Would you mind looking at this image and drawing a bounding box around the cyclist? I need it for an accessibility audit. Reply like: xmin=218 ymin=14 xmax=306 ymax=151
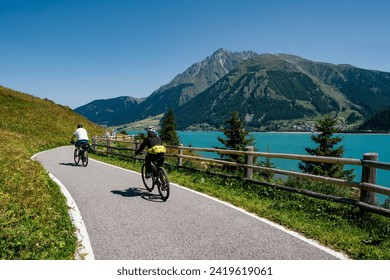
xmin=70 ymin=124 xmax=89 ymax=149
xmin=134 ymin=126 xmax=166 ymax=178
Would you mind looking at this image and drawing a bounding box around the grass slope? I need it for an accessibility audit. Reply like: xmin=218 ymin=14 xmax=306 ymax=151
xmin=0 ymin=86 xmax=104 ymax=259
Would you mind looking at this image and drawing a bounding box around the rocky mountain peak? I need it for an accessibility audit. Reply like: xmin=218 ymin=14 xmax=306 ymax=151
xmin=153 ymin=48 xmax=258 ymax=97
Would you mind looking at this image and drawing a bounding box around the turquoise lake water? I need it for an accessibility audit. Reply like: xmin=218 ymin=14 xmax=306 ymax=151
xmin=177 ymin=131 xmax=390 ymax=205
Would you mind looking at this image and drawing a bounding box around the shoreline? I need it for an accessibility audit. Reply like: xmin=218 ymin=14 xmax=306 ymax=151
xmin=177 ymin=131 xmax=390 ymax=135
xmin=124 ymin=129 xmax=389 ymax=135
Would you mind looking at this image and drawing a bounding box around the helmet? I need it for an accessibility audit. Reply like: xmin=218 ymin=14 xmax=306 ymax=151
xmin=77 ymin=124 xmax=83 ymax=128
xmin=146 ymin=126 xmax=155 ymax=133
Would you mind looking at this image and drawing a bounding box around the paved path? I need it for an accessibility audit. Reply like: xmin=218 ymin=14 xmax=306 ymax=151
xmin=35 ymin=146 xmax=346 ymax=260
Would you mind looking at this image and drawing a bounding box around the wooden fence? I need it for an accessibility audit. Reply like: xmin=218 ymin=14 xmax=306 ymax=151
xmin=91 ymin=136 xmax=390 ymax=218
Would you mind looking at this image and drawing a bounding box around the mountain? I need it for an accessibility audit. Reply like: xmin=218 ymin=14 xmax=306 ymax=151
xmin=74 ymin=96 xmax=145 ymax=126
xmin=275 ymin=54 xmax=390 ymax=117
xmin=74 ymin=48 xmax=258 ymax=126
xmin=175 ymin=54 xmax=390 ymax=130
xmin=151 ymin=48 xmax=258 ymax=105
xmin=359 ymin=106 xmax=390 ymax=132
xmin=74 ymin=49 xmax=390 ymax=131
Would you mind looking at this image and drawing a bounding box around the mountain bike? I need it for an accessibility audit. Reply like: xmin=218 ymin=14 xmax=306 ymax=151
xmin=141 ymin=156 xmax=170 ymax=201
xmin=73 ymin=142 xmax=89 ymax=167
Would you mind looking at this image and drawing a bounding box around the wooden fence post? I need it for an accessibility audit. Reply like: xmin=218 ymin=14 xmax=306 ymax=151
xmin=360 ymin=153 xmax=378 ymax=215
xmin=134 ymin=141 xmax=140 ymax=152
xmin=245 ymin=146 xmax=254 ymax=179
xmin=107 ymin=138 xmax=112 ymax=154
xmin=178 ymin=144 xmax=183 ymax=167
xmin=92 ymin=136 xmax=97 ymax=151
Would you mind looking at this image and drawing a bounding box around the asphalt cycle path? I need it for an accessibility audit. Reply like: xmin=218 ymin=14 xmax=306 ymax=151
xmin=35 ymin=146 xmax=346 ymax=260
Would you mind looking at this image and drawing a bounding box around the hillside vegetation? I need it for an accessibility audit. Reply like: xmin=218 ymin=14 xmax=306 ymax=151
xmin=360 ymin=106 xmax=390 ymax=132
xmin=0 ymin=86 xmax=104 ymax=259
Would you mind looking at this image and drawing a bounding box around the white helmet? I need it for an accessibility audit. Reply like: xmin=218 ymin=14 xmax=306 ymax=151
xmin=146 ymin=126 xmax=155 ymax=133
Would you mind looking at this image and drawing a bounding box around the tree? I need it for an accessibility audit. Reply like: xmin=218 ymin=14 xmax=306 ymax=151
xmin=217 ymin=111 xmax=256 ymax=165
xmin=159 ymin=108 xmax=180 ymax=146
xmin=383 ymin=197 xmax=390 ymax=209
xmin=299 ymin=115 xmax=355 ymax=180
xmin=259 ymin=146 xmax=276 ymax=180
xmin=134 ymin=132 xmax=146 ymax=142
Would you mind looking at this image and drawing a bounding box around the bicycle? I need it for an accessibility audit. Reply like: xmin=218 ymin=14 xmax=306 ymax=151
xmin=141 ymin=157 xmax=170 ymax=201
xmin=73 ymin=142 xmax=89 ymax=167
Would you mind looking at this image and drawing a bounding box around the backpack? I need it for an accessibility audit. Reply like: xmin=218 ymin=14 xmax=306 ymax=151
xmin=148 ymin=145 xmax=166 ymax=154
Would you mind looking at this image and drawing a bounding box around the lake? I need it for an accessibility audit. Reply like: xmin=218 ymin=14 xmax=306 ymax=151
xmin=127 ymin=130 xmax=389 ymax=204
xmin=177 ymin=131 xmax=390 ymax=205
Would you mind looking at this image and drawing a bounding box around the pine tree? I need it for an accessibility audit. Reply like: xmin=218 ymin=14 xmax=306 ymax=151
xmin=383 ymin=197 xmax=390 ymax=209
xmin=259 ymin=146 xmax=276 ymax=180
xmin=299 ymin=115 xmax=355 ymax=180
xmin=159 ymin=108 xmax=180 ymax=145
xmin=217 ymin=111 xmax=255 ymax=165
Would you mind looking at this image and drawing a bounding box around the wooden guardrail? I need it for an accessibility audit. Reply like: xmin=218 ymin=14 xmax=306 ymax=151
xmin=91 ymin=136 xmax=390 ymax=218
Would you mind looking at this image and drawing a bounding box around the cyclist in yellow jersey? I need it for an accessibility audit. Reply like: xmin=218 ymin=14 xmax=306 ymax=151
xmin=135 ymin=126 xmax=166 ymax=178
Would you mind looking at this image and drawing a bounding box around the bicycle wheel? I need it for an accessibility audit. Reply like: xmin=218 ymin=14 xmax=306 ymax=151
xmin=141 ymin=163 xmax=155 ymax=192
xmin=82 ymin=150 xmax=88 ymax=167
xmin=74 ymin=149 xmax=80 ymax=165
xmin=157 ymin=167 xmax=170 ymax=201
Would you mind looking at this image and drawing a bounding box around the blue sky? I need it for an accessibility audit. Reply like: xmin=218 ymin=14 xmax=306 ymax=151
xmin=1 ymin=0 xmax=390 ymax=108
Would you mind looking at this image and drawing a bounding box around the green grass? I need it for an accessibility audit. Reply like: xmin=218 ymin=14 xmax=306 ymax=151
xmin=90 ymin=152 xmax=390 ymax=260
xmin=0 ymin=86 xmax=104 ymax=259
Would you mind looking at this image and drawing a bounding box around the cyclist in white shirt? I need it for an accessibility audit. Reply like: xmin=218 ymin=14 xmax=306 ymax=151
xmin=71 ymin=124 xmax=89 ymax=148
